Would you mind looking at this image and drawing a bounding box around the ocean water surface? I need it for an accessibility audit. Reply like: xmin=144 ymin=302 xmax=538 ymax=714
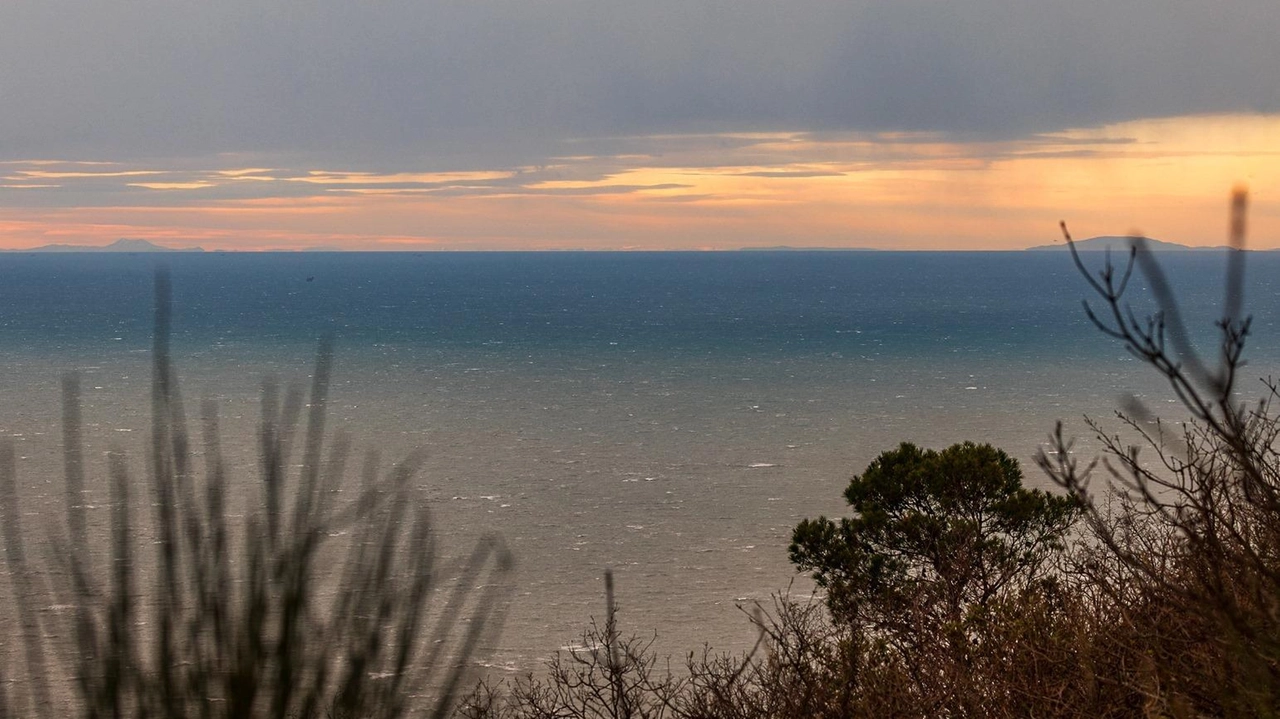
xmin=1 ymin=250 xmax=1277 ymax=671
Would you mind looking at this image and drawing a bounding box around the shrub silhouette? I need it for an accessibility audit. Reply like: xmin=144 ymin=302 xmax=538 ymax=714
xmin=0 ymin=269 xmax=513 ymax=718
xmin=1040 ymin=188 xmax=1280 ymax=715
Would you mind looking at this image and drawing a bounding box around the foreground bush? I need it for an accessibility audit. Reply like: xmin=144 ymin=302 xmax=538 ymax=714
xmin=1040 ymin=189 xmax=1280 ymax=715
xmin=0 ymin=271 xmax=513 ymax=718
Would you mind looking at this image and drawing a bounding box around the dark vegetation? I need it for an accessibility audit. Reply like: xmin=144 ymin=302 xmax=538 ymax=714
xmin=0 ymin=270 xmax=513 ymax=718
xmin=4 ymin=190 xmax=1278 ymax=717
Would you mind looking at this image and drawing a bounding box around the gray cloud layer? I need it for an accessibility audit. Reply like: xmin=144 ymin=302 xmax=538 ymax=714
xmin=2 ymin=0 xmax=1276 ymax=168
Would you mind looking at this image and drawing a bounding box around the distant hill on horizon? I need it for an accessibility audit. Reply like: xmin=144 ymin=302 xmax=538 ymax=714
xmin=9 ymin=238 xmax=204 ymax=253
xmin=1026 ymin=235 xmax=1231 ymax=252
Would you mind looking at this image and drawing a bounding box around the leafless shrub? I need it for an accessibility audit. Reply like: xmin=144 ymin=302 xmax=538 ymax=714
xmin=1040 ymin=188 xmax=1280 ymax=715
xmin=457 ymin=570 xmax=684 ymax=719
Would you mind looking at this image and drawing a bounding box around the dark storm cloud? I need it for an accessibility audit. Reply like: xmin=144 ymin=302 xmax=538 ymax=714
xmin=1 ymin=0 xmax=1275 ymax=168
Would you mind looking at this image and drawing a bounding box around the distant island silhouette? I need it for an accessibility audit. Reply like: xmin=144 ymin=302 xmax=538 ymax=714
xmin=10 ymin=238 xmax=204 ymax=253
xmin=1026 ymin=235 xmax=1231 ymax=252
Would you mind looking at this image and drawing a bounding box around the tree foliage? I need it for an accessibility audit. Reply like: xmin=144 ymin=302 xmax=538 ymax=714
xmin=789 ymin=441 xmax=1078 ymax=630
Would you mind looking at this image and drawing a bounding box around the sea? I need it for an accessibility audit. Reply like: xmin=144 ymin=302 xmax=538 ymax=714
xmin=1 ymin=249 xmax=1277 ymax=675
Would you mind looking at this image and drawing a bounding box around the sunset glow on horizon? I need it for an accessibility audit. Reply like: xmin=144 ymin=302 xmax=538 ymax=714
xmin=1 ymin=113 xmax=1276 ymax=251
xmin=3 ymin=0 xmax=1278 ymax=251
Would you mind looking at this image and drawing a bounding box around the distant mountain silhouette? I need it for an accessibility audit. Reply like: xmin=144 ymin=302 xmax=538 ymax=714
xmin=12 ymin=238 xmax=204 ymax=253
xmin=1026 ymin=236 xmax=1229 ymax=252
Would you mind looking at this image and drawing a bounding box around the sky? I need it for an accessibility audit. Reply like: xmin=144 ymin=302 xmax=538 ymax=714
xmin=1 ymin=0 xmax=1278 ymax=251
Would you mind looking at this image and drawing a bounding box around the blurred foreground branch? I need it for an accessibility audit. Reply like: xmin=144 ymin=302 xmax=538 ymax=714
xmin=1 ymin=268 xmax=514 ymax=718
xmin=1040 ymin=188 xmax=1280 ymax=715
